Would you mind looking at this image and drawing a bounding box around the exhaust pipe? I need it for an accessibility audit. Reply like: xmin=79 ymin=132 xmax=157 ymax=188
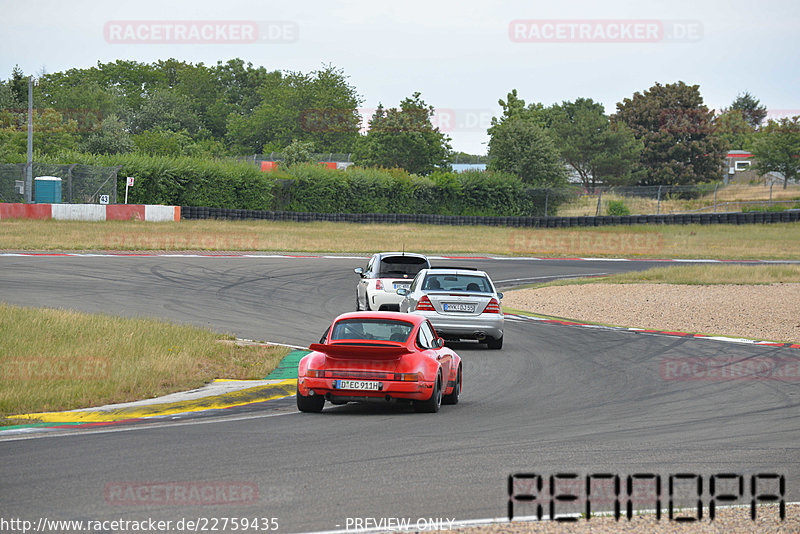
xmin=385 ymin=395 xmax=391 ymax=402
xmin=474 ymin=331 xmax=486 ymax=340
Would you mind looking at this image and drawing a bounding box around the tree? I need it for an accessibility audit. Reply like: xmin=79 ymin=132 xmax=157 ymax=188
xmin=352 ymin=92 xmax=452 ymax=175
xmin=9 ymin=65 xmax=26 ymax=106
xmin=132 ymin=128 xmax=195 ymax=156
xmin=487 ymin=117 xmax=567 ymax=187
xmin=612 ymin=81 xmax=727 ymax=185
xmin=80 ymin=115 xmax=133 ymax=155
xmin=490 ymin=89 xmax=547 ymax=127
xmin=752 ymin=117 xmax=800 ymax=189
xmin=547 ymin=98 xmax=642 ymax=190
xmin=128 ymin=89 xmax=200 ymax=134
xmin=281 ymin=139 xmax=315 ymax=166
xmin=730 ymin=91 xmax=768 ymax=129
xmin=713 ymin=109 xmax=755 ymax=151
xmin=226 ymin=66 xmax=361 ymax=154
xmin=0 ymin=81 xmax=16 ymax=109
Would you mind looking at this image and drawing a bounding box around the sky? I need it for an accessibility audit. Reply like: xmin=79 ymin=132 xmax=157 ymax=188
xmin=2 ymin=0 xmax=798 ymax=154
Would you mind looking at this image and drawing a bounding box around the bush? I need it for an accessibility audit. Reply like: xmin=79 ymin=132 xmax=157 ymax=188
xmin=607 ymin=199 xmax=631 ymax=216
xmin=14 ymin=151 xmax=573 ymax=216
xmin=33 ymin=151 xmax=275 ymax=209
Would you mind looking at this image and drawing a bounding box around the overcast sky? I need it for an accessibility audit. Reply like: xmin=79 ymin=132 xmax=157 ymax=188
xmin=2 ymin=0 xmax=798 ymax=154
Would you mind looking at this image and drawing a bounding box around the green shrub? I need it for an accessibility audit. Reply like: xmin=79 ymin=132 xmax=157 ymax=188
xmin=11 ymin=151 xmax=572 ymax=216
xmin=607 ymin=199 xmax=631 ymax=216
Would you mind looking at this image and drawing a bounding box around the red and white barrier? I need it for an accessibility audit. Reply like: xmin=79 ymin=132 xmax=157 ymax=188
xmin=0 ymin=203 xmax=181 ymax=222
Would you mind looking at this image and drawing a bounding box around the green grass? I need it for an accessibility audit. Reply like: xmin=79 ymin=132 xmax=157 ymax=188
xmin=1 ymin=219 xmax=800 ymax=259
xmin=0 ymin=304 xmax=290 ymax=421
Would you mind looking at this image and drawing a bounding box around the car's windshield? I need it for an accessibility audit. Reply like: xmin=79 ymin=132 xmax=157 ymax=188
xmin=423 ymin=274 xmax=492 ymax=292
xmin=378 ymin=256 xmax=428 ymax=278
xmin=330 ymin=319 xmax=414 ymax=342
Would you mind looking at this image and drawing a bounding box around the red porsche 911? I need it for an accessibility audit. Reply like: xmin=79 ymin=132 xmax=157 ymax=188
xmin=297 ymin=311 xmax=462 ymax=413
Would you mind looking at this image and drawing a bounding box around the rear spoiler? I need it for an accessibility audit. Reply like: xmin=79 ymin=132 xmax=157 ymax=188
xmin=309 ymin=342 xmax=412 ymax=360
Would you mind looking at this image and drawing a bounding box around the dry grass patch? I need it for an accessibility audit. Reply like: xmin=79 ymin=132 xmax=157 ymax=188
xmin=0 ymin=304 xmax=289 ymax=419
xmin=1 ymin=219 xmax=800 ymax=259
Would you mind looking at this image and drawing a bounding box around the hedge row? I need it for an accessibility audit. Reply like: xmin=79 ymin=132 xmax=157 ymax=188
xmin=280 ymin=165 xmax=571 ymax=216
xmin=20 ymin=153 xmax=572 ymax=216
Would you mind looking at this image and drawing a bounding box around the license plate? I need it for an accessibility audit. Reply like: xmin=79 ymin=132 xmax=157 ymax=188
xmin=335 ymin=380 xmax=382 ymax=391
xmin=393 ymin=283 xmax=410 ymax=289
xmin=443 ymin=303 xmax=475 ymax=312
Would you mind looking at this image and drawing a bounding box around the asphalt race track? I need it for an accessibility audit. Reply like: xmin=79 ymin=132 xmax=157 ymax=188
xmin=1 ymin=255 xmax=798 ymax=532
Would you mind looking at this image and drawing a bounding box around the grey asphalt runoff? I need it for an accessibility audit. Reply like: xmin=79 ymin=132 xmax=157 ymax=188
xmin=0 ymin=255 xmax=797 ymax=533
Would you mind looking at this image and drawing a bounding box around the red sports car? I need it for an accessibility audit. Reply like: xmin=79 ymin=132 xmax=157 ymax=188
xmin=297 ymin=311 xmax=462 ymax=413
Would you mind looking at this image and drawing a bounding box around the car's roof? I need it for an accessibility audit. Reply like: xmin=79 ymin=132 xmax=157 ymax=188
xmin=374 ymin=252 xmax=429 ymax=259
xmin=419 ymin=267 xmax=489 ymax=276
xmin=334 ymin=311 xmax=425 ymax=325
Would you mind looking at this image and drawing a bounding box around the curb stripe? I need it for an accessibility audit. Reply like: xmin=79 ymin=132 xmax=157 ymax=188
xmin=9 ymin=379 xmax=297 ymax=424
xmin=507 ymin=314 xmax=800 ymax=350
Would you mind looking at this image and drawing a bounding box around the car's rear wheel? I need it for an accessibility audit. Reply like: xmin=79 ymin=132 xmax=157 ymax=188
xmin=442 ymin=366 xmax=461 ymax=405
xmin=486 ymin=335 xmax=503 ymax=350
xmin=296 ymin=386 xmax=324 ymax=413
xmin=413 ymin=373 xmax=442 ymax=413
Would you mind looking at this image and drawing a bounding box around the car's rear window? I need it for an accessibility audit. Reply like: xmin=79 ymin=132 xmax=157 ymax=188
xmin=330 ymin=319 xmax=414 ymax=342
xmin=378 ymin=256 xmax=428 ymax=278
xmin=423 ymin=274 xmax=492 ymax=292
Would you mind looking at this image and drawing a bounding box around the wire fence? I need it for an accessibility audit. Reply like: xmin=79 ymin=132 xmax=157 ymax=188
xmin=566 ymin=183 xmax=800 ymax=216
xmin=1 ymin=161 xmax=797 ymax=217
xmin=0 ymin=163 xmax=121 ymax=204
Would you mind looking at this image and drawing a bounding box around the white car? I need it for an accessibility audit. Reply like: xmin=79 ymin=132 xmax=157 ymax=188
xmin=354 ymin=252 xmax=431 ymax=311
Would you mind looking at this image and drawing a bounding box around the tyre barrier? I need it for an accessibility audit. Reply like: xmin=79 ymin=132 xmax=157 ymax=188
xmin=179 ymin=206 xmax=800 ymax=227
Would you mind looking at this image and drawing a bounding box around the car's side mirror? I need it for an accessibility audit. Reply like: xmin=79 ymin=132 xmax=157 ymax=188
xmin=497 ymin=292 xmax=504 ymax=299
xmin=396 ymin=288 xmax=408 ymax=296
xmin=354 ymin=267 xmax=363 ymax=276
xmin=433 ymin=337 xmax=445 ymax=349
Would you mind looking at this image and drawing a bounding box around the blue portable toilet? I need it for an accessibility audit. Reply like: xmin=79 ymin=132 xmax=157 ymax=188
xmin=34 ymin=176 xmax=62 ymax=204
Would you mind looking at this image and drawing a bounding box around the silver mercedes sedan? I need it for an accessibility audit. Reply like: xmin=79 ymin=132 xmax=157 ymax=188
xmin=397 ymin=267 xmax=504 ymax=349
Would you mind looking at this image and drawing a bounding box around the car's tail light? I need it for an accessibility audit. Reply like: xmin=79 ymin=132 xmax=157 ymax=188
xmin=394 ymin=372 xmax=422 ymax=382
xmin=375 ymin=280 xmax=383 ymax=290
xmin=482 ymin=298 xmax=501 ymax=314
xmin=416 ymin=296 xmax=435 ymax=311
xmin=306 ymin=369 xmax=323 ymax=378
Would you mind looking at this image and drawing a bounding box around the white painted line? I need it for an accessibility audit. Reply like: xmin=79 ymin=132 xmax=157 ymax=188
xmin=295 ymin=502 xmax=800 ymax=534
xmin=497 ymin=272 xmax=608 ymax=284
xmin=0 ymin=409 xmax=300 ymax=442
xmin=236 ymin=338 xmax=308 ymax=351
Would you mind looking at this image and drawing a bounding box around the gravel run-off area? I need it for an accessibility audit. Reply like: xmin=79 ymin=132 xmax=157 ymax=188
xmin=503 ymin=283 xmax=800 ymax=344
xmin=452 ymin=504 xmax=797 ymax=533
